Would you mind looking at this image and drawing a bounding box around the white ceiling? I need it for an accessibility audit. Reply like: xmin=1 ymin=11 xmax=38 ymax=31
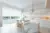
xmin=0 ymin=0 xmax=45 ymax=9
xmin=4 ymin=0 xmax=32 ymax=9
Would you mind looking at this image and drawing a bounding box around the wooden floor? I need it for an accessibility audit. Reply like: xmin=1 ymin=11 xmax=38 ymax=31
xmin=0 ymin=23 xmax=50 ymax=33
xmin=0 ymin=23 xmax=38 ymax=33
xmin=40 ymin=27 xmax=50 ymax=33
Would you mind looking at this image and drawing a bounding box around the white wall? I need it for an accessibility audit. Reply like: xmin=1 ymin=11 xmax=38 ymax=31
xmin=0 ymin=3 xmax=2 ymax=27
xmin=33 ymin=9 xmax=50 ymax=28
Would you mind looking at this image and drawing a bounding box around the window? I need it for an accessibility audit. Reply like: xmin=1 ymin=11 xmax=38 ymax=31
xmin=2 ymin=7 xmax=22 ymax=20
xmin=11 ymin=16 xmax=20 ymax=19
xmin=2 ymin=7 xmax=23 ymax=24
xmin=3 ymin=16 xmax=10 ymax=20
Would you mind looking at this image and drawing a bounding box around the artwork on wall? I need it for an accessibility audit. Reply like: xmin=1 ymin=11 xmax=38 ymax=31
xmin=40 ymin=16 xmax=50 ymax=20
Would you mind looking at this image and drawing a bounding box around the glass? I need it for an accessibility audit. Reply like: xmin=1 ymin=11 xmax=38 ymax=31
xmin=2 ymin=6 xmax=22 ymax=24
xmin=3 ymin=16 xmax=10 ymax=20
